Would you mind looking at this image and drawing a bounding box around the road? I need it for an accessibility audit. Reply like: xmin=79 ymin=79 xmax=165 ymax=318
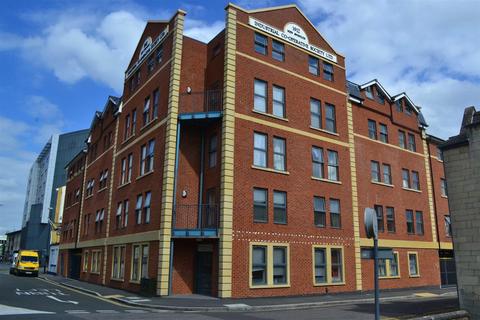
xmin=0 ymin=263 xmax=459 ymax=319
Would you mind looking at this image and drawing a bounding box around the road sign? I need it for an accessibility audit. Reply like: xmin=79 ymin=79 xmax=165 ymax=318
xmin=361 ymin=248 xmax=394 ymax=260
xmin=364 ymin=208 xmax=378 ymax=239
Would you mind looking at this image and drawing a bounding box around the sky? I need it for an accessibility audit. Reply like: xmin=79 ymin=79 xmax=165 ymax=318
xmin=1 ymin=0 xmax=479 ymax=235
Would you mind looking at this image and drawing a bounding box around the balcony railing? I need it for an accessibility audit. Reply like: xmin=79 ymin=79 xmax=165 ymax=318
xmin=173 ymin=204 xmax=219 ymax=237
xmin=179 ymin=89 xmax=223 ymax=114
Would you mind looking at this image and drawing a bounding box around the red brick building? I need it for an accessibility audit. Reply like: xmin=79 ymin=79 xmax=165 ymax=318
xmin=59 ymin=3 xmax=454 ymax=298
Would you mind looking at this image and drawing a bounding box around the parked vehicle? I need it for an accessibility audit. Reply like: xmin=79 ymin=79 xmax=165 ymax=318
xmin=9 ymin=250 xmax=39 ymax=276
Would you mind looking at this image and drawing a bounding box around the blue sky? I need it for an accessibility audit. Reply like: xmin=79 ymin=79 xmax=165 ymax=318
xmin=1 ymin=0 xmax=480 ymax=234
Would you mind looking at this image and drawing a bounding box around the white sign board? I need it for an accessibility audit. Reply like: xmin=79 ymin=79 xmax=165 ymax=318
xmin=248 ymin=17 xmax=337 ymax=63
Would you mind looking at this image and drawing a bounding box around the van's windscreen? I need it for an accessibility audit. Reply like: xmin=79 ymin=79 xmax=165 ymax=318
xmin=20 ymin=256 xmax=38 ymax=263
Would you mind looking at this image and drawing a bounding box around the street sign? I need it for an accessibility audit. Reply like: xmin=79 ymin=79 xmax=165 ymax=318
xmin=364 ymin=208 xmax=378 ymax=239
xmin=361 ymin=248 xmax=394 ymax=260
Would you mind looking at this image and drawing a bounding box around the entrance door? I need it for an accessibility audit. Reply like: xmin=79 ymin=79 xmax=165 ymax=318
xmin=195 ymin=252 xmax=212 ymax=295
xmin=70 ymin=253 xmax=81 ymax=280
xmin=440 ymin=257 xmax=457 ymax=286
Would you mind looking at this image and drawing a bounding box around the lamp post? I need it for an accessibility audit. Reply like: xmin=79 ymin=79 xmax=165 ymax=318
xmin=364 ymin=208 xmax=380 ymax=320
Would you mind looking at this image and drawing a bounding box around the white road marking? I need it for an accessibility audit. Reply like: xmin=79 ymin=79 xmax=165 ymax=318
xmin=47 ymin=295 xmax=79 ymax=304
xmin=125 ymin=309 xmax=149 ymax=313
xmin=0 ymin=303 xmax=54 ymax=316
xmin=65 ymin=310 xmax=90 ymax=314
xmin=96 ymin=310 xmax=120 ymax=313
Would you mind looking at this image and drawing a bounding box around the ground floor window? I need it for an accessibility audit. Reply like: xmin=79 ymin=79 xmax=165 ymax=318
xmin=250 ymin=243 xmax=289 ymax=287
xmin=91 ymin=250 xmax=102 ymax=274
xmin=313 ymin=246 xmax=344 ymax=285
xmin=131 ymin=244 xmax=149 ymax=282
xmin=83 ymin=251 xmax=89 ymax=272
xmin=112 ymin=246 xmax=125 ymax=280
xmin=408 ymin=252 xmax=420 ymax=277
xmin=379 ymin=252 xmax=400 ymax=278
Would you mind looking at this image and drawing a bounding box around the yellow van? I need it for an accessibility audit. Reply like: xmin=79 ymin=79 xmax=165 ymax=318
xmin=10 ymin=250 xmax=40 ymax=276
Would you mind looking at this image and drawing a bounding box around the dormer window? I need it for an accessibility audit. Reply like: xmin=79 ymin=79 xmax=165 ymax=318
xmin=405 ymin=104 xmax=413 ymax=115
xmin=395 ymin=100 xmax=403 ymax=112
xmin=376 ymin=89 xmax=385 ymax=104
xmin=365 ymin=86 xmax=373 ymax=99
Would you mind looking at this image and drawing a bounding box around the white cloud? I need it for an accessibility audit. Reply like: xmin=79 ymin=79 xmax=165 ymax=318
xmin=299 ymin=0 xmax=480 ymax=139
xmin=184 ymin=19 xmax=224 ymax=43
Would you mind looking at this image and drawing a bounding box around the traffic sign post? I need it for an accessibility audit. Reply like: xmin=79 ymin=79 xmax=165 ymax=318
xmin=364 ymin=208 xmax=380 ymax=320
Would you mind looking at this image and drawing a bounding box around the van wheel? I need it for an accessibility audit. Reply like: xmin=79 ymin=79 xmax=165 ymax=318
xmin=9 ymin=269 xmax=13 ymax=275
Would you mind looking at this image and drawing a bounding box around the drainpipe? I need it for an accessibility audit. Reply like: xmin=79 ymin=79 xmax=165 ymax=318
xmin=198 ymin=130 xmax=205 ymax=229
xmin=169 ymin=120 xmax=182 ymax=295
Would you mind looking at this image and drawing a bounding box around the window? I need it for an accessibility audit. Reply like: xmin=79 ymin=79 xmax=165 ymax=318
xmin=408 ymin=133 xmax=416 ymax=152
xmin=156 ymin=44 xmax=163 ymax=63
xmin=253 ymin=132 xmax=267 ymax=167
xmin=99 ymin=169 xmax=108 ymax=189
xmin=310 ymin=98 xmax=321 ymax=129
xmin=379 ymin=124 xmax=388 ymax=143
xmin=415 ymin=211 xmax=424 ymax=235
xmin=251 ymin=244 xmax=289 ymax=287
xmin=120 ymin=158 xmax=127 ymax=185
xmin=314 ymin=248 xmax=326 ymax=284
xmin=365 ymin=86 xmax=373 ymax=99
xmin=124 ymin=114 xmax=131 ymax=140
xmin=445 ymin=215 xmax=452 ymax=237
xmin=112 ymin=246 xmax=125 ymax=280
xmin=209 ymin=135 xmax=217 ymax=168
xmin=406 ymin=210 xmax=414 ymax=234
xmin=312 ymin=146 xmax=324 ymax=179
xmin=386 ymin=207 xmax=395 ymax=233
xmin=143 ymin=97 xmax=150 ymax=126
xmin=272 ymin=40 xmax=284 ymax=61
xmin=141 ymin=245 xmax=149 ymax=279
xmin=408 ymin=252 xmax=419 ymax=277
xmin=398 ymin=130 xmax=406 ymax=149
xmin=144 ymin=191 xmax=151 ymax=224
xmin=131 ymin=109 xmax=137 ymax=135
xmin=252 ymin=246 xmax=267 ymax=285
xmin=273 ymin=247 xmax=287 ymax=284
xmin=390 ymin=252 xmax=399 ymax=277
xmin=147 ymin=55 xmax=155 ymax=74
xmin=371 ymin=161 xmax=380 ymax=182
xmin=131 ymin=245 xmax=148 ymax=282
xmin=375 ymin=205 xmax=384 ymax=233
xmin=379 ymin=252 xmax=399 ymax=278
xmin=273 ymin=191 xmax=287 ymax=224
xmin=323 ymin=62 xmax=334 ymax=81
xmin=378 ymin=257 xmax=387 ymax=277
xmin=437 ymin=147 xmax=444 ymax=161
xmin=331 ymin=248 xmax=343 ymax=283
xmin=402 ymin=169 xmax=410 ymax=188
xmin=254 ymin=32 xmax=267 ymax=55
xmin=314 ymin=197 xmax=326 ymax=227
xmin=131 ymin=245 xmax=140 ymax=281
xmin=116 ymin=202 xmax=122 ymax=230
xmin=273 ymin=137 xmax=286 ymax=171
xmin=383 ymin=164 xmax=392 ymax=185
xmin=140 ymin=139 xmax=155 ymax=175
xmin=91 ymin=250 xmax=101 ymax=274
xmin=152 ymin=89 xmax=159 ymax=119
xmin=376 ymin=89 xmax=385 ymax=104
xmin=253 ymin=188 xmax=268 ymax=223
xmin=123 ymin=199 xmax=129 ymax=228
xmin=127 ymin=153 xmax=133 ymax=182
xmin=411 ymin=171 xmax=420 ymax=190
xmin=405 ymin=104 xmax=413 ymax=115
xmin=368 ymin=120 xmax=377 ymax=139
xmin=135 ymin=195 xmax=143 ymax=225
xmin=330 ymin=199 xmax=341 ymax=228
xmin=327 ymin=150 xmax=339 ymax=181
xmin=83 ymin=251 xmax=89 ymax=272
xmin=395 ymin=100 xmax=403 ymax=112
xmin=309 ymin=56 xmax=319 ymax=75
xmin=441 ymin=178 xmax=447 ymax=197
xmin=272 ymin=86 xmax=285 ymax=118
xmin=140 ymin=145 xmax=147 ymax=175
xmin=254 ymin=79 xmax=267 ymax=113
xmin=325 ymin=103 xmax=336 ymax=133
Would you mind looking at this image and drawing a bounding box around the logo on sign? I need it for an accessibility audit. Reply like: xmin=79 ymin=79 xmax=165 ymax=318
xmin=139 ymin=37 xmax=153 ymax=60
xmin=284 ymin=22 xmax=308 ymax=43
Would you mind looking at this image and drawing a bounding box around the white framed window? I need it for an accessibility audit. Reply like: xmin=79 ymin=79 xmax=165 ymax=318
xmin=254 ymin=79 xmax=267 ymax=113
xmin=253 ymin=132 xmax=267 ymax=167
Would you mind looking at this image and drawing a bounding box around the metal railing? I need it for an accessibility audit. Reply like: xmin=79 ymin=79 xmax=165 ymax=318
xmin=173 ymin=204 xmax=219 ymax=230
xmin=179 ymin=89 xmax=223 ymax=114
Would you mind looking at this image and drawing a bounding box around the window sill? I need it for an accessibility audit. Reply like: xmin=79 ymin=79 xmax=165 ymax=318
xmin=129 ymin=280 xmax=141 ymax=284
xmin=252 ymin=110 xmax=289 ymax=122
xmin=118 ymin=182 xmax=131 ymax=190
xmin=140 ymin=117 xmax=158 ymax=133
xmin=85 ymin=195 xmax=94 ymax=200
xmin=122 ymin=134 xmax=136 ymax=145
xmin=371 ymin=181 xmax=394 ymax=188
xmin=136 ymin=170 xmax=154 ymax=181
xmin=97 ymin=187 xmax=108 ymax=193
xmin=409 ymin=275 xmax=420 ymax=278
xmin=441 ymin=195 xmax=448 ymax=199
xmin=379 ymin=276 xmax=401 ymax=280
xmin=251 ymin=165 xmax=290 ymax=175
xmin=311 ymin=176 xmax=342 ymax=185
xmin=250 ymin=284 xmax=290 ymax=289
xmin=309 ymin=126 xmax=339 ymax=137
xmin=313 ymin=282 xmax=346 ymax=287
xmin=402 ymin=187 xmax=421 ymax=193
xmin=110 ymin=278 xmax=124 ymax=282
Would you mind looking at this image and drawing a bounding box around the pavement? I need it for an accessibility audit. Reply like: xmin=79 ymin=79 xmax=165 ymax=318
xmin=0 ymin=263 xmax=463 ymax=319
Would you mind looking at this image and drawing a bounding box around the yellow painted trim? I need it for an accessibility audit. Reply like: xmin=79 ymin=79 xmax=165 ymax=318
xmin=354 ymin=133 xmax=425 ymax=158
xmin=249 ymin=242 xmax=290 ymax=288
xmin=236 ymin=112 xmax=349 ymax=147
xmin=157 ymin=11 xmax=185 ymax=297
xmin=237 ymin=21 xmax=345 ymax=70
xmin=76 ymin=155 xmax=88 ymax=244
xmin=218 ymin=6 xmax=237 ymax=298
xmin=379 ymin=251 xmax=400 ymax=279
xmin=237 ymin=51 xmax=347 ymax=96
xmin=440 ymin=242 xmax=453 ymax=250
xmin=311 ymin=245 xmax=346 ymax=286
xmin=360 ymin=238 xmax=438 ymax=249
xmin=422 ymin=133 xmax=438 ymax=242
xmin=59 ymin=242 xmax=76 ymax=250
xmin=407 ymin=251 xmax=420 ymax=277
xmin=228 ymin=3 xmax=345 ymax=58
xmin=77 ymin=230 xmax=159 ymax=248
xmin=346 ymin=101 xmax=362 ymax=290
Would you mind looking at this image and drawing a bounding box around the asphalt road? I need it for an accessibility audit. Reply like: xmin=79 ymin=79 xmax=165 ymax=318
xmin=0 ymin=264 xmax=459 ymax=319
